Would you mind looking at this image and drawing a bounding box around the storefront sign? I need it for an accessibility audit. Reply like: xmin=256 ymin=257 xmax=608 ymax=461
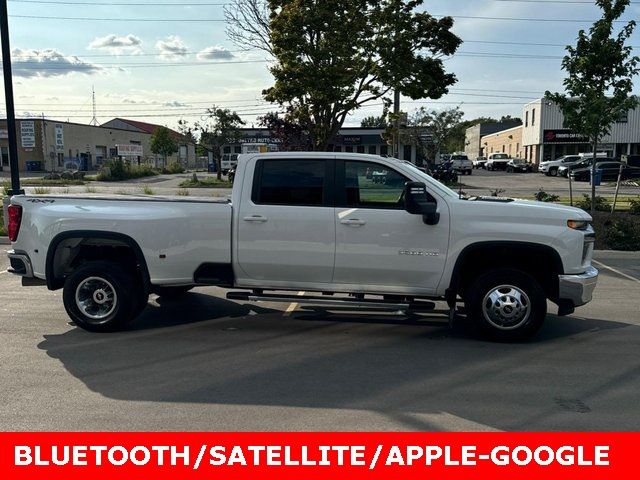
xmin=55 ymin=124 xmax=64 ymax=151
xmin=117 ymin=144 xmax=144 ymax=156
xmin=20 ymin=121 xmax=36 ymax=148
xmin=543 ymin=130 xmax=589 ymax=144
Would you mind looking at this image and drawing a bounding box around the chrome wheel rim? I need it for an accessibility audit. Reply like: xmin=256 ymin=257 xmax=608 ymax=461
xmin=482 ymin=284 xmax=531 ymax=330
xmin=75 ymin=276 xmax=117 ymax=323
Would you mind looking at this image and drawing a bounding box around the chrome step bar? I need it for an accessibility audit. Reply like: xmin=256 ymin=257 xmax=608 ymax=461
xmin=226 ymin=291 xmax=436 ymax=312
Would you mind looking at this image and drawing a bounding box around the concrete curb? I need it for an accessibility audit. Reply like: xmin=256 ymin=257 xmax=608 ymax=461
xmin=0 ymin=237 xmax=9 ymax=245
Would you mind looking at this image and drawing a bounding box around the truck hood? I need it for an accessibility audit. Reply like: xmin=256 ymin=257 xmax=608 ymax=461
xmin=465 ymin=196 xmax=592 ymax=221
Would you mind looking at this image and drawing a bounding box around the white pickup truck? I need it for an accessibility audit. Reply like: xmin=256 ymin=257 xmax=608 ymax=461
xmin=4 ymin=152 xmax=598 ymax=341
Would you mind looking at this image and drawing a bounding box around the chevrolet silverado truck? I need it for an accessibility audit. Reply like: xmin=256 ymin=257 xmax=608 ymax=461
xmin=4 ymin=152 xmax=598 ymax=341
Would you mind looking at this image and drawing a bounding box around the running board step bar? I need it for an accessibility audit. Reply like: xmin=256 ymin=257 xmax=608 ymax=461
xmin=226 ymin=291 xmax=436 ymax=312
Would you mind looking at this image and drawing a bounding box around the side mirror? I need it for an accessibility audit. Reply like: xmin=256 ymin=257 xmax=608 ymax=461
xmin=404 ymin=182 xmax=440 ymax=225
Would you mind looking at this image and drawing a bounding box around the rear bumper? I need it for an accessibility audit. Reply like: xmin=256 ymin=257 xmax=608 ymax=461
xmin=558 ymin=266 xmax=599 ymax=307
xmin=7 ymin=250 xmax=34 ymax=277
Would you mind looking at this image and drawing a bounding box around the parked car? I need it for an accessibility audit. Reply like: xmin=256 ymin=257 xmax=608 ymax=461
xmin=5 ymin=152 xmax=598 ymax=341
xmin=557 ymin=157 xmax=616 ymax=178
xmin=450 ymin=154 xmax=473 ymax=176
xmin=506 ymin=158 xmax=532 ymax=173
xmin=570 ymin=161 xmax=640 ymax=182
xmin=228 ymin=167 xmax=236 ymax=183
xmin=473 ymin=156 xmax=487 ymax=169
xmin=539 ymin=153 xmax=609 ymax=177
xmin=485 ymin=153 xmax=511 ymax=171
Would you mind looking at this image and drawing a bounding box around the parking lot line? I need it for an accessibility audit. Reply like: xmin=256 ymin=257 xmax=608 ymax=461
xmin=592 ymin=260 xmax=640 ymax=284
xmin=284 ymin=291 xmax=306 ymax=316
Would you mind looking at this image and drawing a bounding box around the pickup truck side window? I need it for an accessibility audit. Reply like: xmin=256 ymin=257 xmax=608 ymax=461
xmin=253 ymin=159 xmax=329 ymax=207
xmin=339 ymin=161 xmax=409 ymax=209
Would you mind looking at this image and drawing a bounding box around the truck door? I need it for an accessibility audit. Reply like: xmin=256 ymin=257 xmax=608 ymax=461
xmin=236 ymin=157 xmax=336 ymax=285
xmin=332 ymin=159 xmax=449 ymax=294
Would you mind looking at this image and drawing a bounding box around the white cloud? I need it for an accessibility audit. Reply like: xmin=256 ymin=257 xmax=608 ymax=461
xmin=155 ymin=35 xmax=188 ymax=59
xmin=10 ymin=48 xmax=103 ymax=78
xmin=197 ymin=46 xmax=235 ymax=61
xmin=89 ymin=34 xmax=143 ymax=54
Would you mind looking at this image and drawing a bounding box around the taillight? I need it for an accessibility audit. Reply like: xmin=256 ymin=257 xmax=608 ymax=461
xmin=7 ymin=204 xmax=22 ymax=242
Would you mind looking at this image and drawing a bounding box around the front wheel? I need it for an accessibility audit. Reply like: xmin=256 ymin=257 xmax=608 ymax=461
xmin=549 ymin=167 xmax=558 ymax=177
xmin=464 ymin=268 xmax=547 ymax=341
xmin=63 ymin=261 xmax=137 ymax=332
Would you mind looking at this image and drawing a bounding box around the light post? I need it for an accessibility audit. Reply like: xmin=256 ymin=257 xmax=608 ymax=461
xmin=1 ymin=0 xmax=24 ymax=195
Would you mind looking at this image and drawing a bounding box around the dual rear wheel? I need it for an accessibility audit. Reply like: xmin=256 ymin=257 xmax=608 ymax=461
xmin=62 ymin=261 xmax=192 ymax=332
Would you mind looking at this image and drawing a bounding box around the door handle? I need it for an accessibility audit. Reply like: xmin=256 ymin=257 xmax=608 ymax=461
xmin=243 ymin=215 xmax=268 ymax=223
xmin=340 ymin=218 xmax=366 ymax=226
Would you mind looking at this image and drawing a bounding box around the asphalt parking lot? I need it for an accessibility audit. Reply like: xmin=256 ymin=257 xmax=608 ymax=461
xmin=0 ymin=247 xmax=639 ymax=432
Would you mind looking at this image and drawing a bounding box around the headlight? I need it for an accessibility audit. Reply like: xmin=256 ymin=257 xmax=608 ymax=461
xmin=567 ymin=220 xmax=590 ymax=230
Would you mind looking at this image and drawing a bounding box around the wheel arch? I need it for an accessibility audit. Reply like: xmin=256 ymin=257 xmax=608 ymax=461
xmin=447 ymin=241 xmax=565 ymax=301
xmin=46 ymin=230 xmax=151 ymax=292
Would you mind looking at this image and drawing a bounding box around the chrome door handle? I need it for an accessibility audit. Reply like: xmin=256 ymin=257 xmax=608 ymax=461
xmin=340 ymin=218 xmax=366 ymax=226
xmin=243 ymin=215 xmax=268 ymax=223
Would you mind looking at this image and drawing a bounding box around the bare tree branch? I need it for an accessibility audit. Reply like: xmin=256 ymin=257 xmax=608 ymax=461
xmin=224 ymin=0 xmax=274 ymax=56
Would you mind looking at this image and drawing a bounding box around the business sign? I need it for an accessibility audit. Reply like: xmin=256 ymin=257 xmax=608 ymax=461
xmin=543 ymin=129 xmax=589 ymax=144
xmin=117 ymin=144 xmax=143 ymax=157
xmin=20 ymin=121 xmax=36 ymax=148
xmin=340 ymin=136 xmax=363 ymax=145
xmin=55 ymin=124 xmax=64 ymax=151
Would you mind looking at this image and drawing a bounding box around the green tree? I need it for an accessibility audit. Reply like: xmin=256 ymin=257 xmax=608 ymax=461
xmin=226 ymin=0 xmax=461 ymax=150
xmin=150 ymin=126 xmax=178 ymax=168
xmin=546 ymin=0 xmax=639 ymax=213
xmin=196 ymin=107 xmax=246 ymax=180
xmin=394 ymin=107 xmax=464 ymax=164
xmin=258 ymin=111 xmax=311 ymax=151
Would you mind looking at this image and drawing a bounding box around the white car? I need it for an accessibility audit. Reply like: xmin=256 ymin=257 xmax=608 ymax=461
xmin=473 ymin=156 xmax=487 ymax=169
xmin=539 ymin=153 xmax=609 ymax=177
xmin=4 ymin=152 xmax=597 ymax=341
xmin=485 ymin=153 xmax=512 ymax=171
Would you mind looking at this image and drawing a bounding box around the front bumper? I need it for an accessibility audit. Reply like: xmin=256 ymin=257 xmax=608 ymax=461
xmin=558 ymin=266 xmax=599 ymax=307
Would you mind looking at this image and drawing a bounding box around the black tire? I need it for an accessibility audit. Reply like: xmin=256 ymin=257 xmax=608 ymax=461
xmin=464 ymin=268 xmax=547 ymax=342
xmin=153 ymin=285 xmax=194 ymax=299
xmin=467 ymin=170 xmax=472 ymax=176
xmin=549 ymin=167 xmax=558 ymax=177
xmin=63 ymin=261 xmax=137 ymax=333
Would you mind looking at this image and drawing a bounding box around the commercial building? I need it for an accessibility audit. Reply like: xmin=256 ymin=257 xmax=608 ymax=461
xmin=480 ymin=125 xmax=523 ymax=159
xmin=465 ymin=120 xmax=522 ymax=159
xmin=522 ymin=99 xmax=640 ymax=164
xmin=0 ymin=118 xmax=196 ymax=173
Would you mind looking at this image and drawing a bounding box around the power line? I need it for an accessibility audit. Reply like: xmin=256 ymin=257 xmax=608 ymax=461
xmin=495 ymin=0 xmax=639 ymax=3
xmin=8 ymin=13 xmax=635 ymax=22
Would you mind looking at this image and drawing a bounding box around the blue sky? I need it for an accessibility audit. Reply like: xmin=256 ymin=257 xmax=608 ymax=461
xmin=2 ymin=0 xmax=639 ymax=129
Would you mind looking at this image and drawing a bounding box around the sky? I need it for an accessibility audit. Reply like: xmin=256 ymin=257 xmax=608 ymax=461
xmin=1 ymin=0 xmax=639 ymax=130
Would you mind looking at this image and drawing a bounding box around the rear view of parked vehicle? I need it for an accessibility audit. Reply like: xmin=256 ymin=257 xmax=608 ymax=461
xmin=450 ymin=154 xmax=473 ymax=176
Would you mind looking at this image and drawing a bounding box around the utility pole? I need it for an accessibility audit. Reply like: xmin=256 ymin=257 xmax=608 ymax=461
xmin=90 ymin=86 xmax=98 ymax=126
xmin=393 ymin=90 xmax=400 ymax=159
xmin=1 ymin=0 xmax=24 ymax=195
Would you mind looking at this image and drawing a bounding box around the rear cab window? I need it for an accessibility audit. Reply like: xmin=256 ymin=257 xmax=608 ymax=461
xmin=252 ymin=158 xmax=332 ymax=207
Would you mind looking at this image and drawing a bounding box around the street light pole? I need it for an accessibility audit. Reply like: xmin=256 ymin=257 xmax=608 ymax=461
xmin=1 ymin=0 xmax=24 ymax=195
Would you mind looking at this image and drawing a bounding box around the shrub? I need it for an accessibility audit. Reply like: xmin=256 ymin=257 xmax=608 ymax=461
xmin=33 ymin=187 xmax=51 ymax=195
xmin=601 ymin=217 xmax=640 ymax=251
xmin=534 ymin=188 xmax=560 ymax=203
xmin=162 ymin=162 xmax=185 ymax=174
xmin=629 ymin=198 xmax=640 ymax=215
xmin=97 ymin=159 xmax=158 ymax=181
xmin=176 ymin=188 xmax=190 ymax=196
xmin=142 ymin=185 xmax=156 ymax=195
xmin=575 ymin=194 xmax=611 ymax=212
xmin=85 ymin=186 xmax=97 ymax=193
xmin=2 ymin=182 xmax=9 ymax=197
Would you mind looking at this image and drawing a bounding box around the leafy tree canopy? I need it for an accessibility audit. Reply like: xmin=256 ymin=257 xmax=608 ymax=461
xmin=546 ymin=0 xmax=639 ymax=212
xmin=226 ymin=0 xmax=461 ymax=150
xmin=150 ymin=126 xmax=178 ymax=161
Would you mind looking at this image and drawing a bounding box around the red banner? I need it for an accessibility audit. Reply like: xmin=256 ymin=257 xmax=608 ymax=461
xmin=0 ymin=432 xmax=636 ymax=480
